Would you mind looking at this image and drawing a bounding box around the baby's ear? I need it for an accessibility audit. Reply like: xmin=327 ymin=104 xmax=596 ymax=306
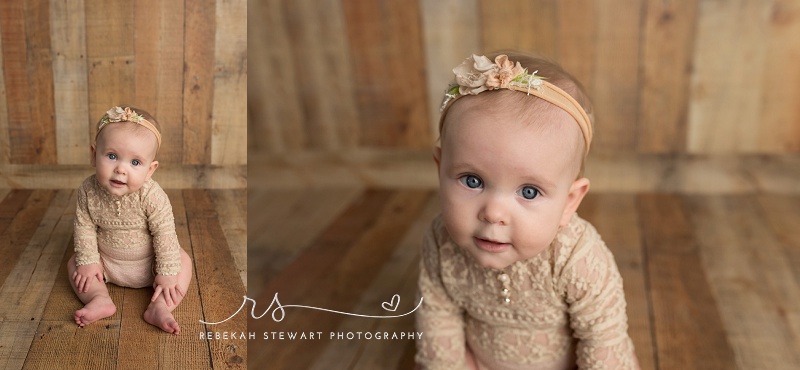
xmin=146 ymin=160 xmax=159 ymax=181
xmin=90 ymin=145 xmax=97 ymax=167
xmin=432 ymin=146 xmax=442 ymax=171
xmin=560 ymin=177 xmax=590 ymax=227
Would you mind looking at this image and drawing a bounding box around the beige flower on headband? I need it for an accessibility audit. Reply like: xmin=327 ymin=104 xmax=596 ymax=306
xmin=453 ymin=54 xmax=525 ymax=95
xmin=486 ymin=55 xmax=524 ymax=89
xmin=105 ymin=106 xmax=144 ymax=123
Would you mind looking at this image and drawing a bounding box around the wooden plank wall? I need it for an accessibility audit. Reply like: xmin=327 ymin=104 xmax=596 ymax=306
xmin=0 ymin=0 xmax=246 ymax=188
xmin=250 ymin=0 xmax=800 ymax=156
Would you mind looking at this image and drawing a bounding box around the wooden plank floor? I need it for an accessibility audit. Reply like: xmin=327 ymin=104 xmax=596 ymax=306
xmin=0 ymin=188 xmax=247 ymax=370
xmin=248 ymin=188 xmax=800 ymax=370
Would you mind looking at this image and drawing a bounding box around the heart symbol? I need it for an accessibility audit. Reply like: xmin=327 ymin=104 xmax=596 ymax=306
xmin=382 ymin=294 xmax=400 ymax=312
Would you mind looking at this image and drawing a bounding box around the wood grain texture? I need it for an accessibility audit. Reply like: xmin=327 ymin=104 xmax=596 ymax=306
xmin=638 ymin=0 xmax=698 ymax=153
xmin=183 ymin=0 xmax=216 ymax=165
xmin=0 ymin=0 xmax=39 ymax=164
xmin=184 ymin=189 xmax=247 ymax=368
xmin=686 ymin=195 xmax=800 ymax=369
xmin=211 ymin=189 xmax=247 ymax=288
xmin=687 ymin=0 xmax=768 ymax=153
xmin=248 ymin=190 xmax=430 ymax=369
xmin=479 ymin=0 xmax=557 ymax=56
xmin=580 ymin=194 xmax=656 ymax=370
xmin=0 ymin=164 xmax=246 ymax=189
xmin=85 ymin=0 xmax=135 ymax=131
xmin=50 ymin=0 xmax=90 ymax=165
xmin=134 ymin=0 xmax=185 ymax=164
xmin=591 ymin=0 xmax=641 ymax=154
xmin=211 ymin=0 xmax=247 ymax=165
xmin=341 ymin=0 xmax=431 ymax=149
xmin=0 ymin=30 xmax=9 ymax=164
xmin=0 ymin=0 xmax=245 ymax=171
xmin=638 ymin=194 xmax=737 ymax=369
xmin=248 ymin=0 xmax=304 ymax=153
xmin=558 ymin=0 xmax=597 ymax=94
xmin=251 ymin=0 xmax=799 ymax=160
xmin=420 ymin=0 xmax=480 ymax=137
xmin=0 ymin=190 xmax=56 ymax=287
xmin=280 ymin=0 xmax=359 ymax=151
xmin=247 ymin=187 xmax=361 ymax=297
xmin=310 ymin=195 xmax=438 ymax=369
xmin=759 ymin=0 xmax=800 ymax=152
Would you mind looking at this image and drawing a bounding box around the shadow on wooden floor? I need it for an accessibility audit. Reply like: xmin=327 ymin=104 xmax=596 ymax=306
xmin=248 ymin=188 xmax=800 ymax=370
xmin=0 ymin=188 xmax=247 ymax=370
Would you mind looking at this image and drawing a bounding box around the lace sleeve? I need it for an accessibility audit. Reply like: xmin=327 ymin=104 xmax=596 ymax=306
xmin=143 ymin=181 xmax=181 ymax=276
xmin=559 ymin=225 xmax=640 ymax=370
xmin=73 ymin=179 xmax=100 ymax=266
xmin=415 ymin=218 xmax=469 ymax=370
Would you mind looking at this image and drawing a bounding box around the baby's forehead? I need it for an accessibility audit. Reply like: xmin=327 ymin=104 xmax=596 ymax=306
xmin=97 ymin=122 xmax=159 ymax=151
xmin=447 ymin=93 xmax=582 ymax=142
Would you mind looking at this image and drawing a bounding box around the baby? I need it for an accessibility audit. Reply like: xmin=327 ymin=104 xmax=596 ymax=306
xmin=416 ymin=52 xmax=640 ymax=369
xmin=68 ymin=106 xmax=193 ymax=334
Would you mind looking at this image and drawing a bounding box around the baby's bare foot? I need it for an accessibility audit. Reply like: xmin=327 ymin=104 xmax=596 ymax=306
xmin=74 ymin=295 xmax=116 ymax=327
xmin=143 ymin=300 xmax=181 ymax=334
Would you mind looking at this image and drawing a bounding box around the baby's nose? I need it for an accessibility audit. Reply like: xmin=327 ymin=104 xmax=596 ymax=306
xmin=479 ymin=195 xmax=509 ymax=225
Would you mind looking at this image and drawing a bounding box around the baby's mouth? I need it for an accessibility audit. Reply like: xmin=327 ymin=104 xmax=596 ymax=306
xmin=111 ymin=179 xmax=126 ymax=186
xmin=474 ymin=237 xmax=511 ymax=253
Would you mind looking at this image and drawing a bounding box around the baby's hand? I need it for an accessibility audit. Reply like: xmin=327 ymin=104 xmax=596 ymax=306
xmin=152 ymin=274 xmax=184 ymax=307
xmin=73 ymin=263 xmax=103 ymax=293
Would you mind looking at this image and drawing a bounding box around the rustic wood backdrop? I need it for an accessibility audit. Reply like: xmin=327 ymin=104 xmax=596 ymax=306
xmin=0 ymin=0 xmax=246 ymax=188
xmin=250 ymin=0 xmax=800 ymax=157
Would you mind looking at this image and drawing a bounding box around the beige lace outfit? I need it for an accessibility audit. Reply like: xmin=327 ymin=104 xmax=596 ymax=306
xmin=416 ymin=215 xmax=638 ymax=370
xmin=73 ymin=175 xmax=182 ymax=288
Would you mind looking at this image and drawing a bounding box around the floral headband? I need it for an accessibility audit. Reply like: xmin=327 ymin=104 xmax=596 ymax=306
xmin=440 ymin=54 xmax=593 ymax=153
xmin=95 ymin=106 xmax=162 ymax=150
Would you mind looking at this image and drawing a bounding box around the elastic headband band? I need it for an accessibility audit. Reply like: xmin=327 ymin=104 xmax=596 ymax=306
xmin=95 ymin=106 xmax=162 ymax=150
xmin=439 ymin=54 xmax=593 ymax=153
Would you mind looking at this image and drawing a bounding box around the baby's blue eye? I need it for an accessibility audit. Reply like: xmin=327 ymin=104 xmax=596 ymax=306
xmin=520 ymin=186 xmax=539 ymax=200
xmin=460 ymin=175 xmax=483 ymax=189
xmin=131 ymin=159 xmax=141 ymax=166
xmin=107 ymin=153 xmax=117 ymax=160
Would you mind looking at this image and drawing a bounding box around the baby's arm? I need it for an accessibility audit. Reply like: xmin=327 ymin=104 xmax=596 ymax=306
xmin=73 ymin=180 xmax=102 ymax=292
xmin=561 ymin=233 xmax=641 ymax=369
xmin=144 ymin=182 xmax=183 ymax=305
xmin=415 ymin=221 xmax=470 ymax=370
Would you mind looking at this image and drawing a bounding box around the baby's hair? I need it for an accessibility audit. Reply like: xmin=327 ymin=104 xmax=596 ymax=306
xmin=439 ymin=50 xmax=594 ymax=178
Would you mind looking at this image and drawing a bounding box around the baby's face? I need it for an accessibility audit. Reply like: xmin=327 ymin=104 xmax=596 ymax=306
xmin=436 ymin=99 xmax=587 ymax=270
xmin=92 ymin=124 xmax=159 ymax=197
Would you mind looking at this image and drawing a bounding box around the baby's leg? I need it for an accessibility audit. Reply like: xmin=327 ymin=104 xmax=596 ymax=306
xmin=67 ymin=254 xmax=116 ymax=327
xmin=143 ymin=248 xmax=193 ymax=334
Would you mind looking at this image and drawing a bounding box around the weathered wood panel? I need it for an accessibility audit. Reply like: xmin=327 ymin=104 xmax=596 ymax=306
xmin=252 ymin=0 xmax=799 ymax=158
xmin=0 ymin=0 xmax=246 ymax=179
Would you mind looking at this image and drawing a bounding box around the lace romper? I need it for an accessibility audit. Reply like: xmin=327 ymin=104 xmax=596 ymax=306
xmin=73 ymin=175 xmax=182 ymax=288
xmin=416 ymin=215 xmax=638 ymax=369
